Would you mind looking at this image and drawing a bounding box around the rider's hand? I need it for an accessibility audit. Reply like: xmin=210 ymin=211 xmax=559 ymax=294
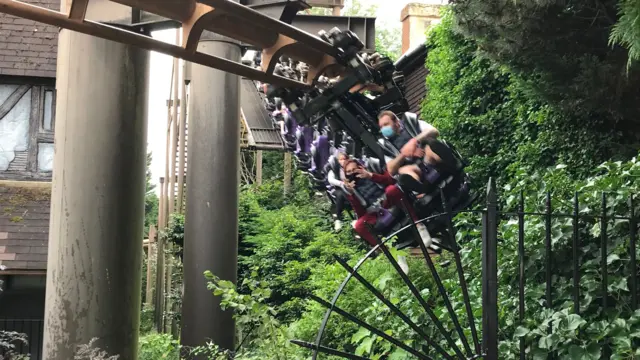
xmin=355 ymin=168 xmax=372 ymax=179
xmin=343 ymin=181 xmax=355 ymax=190
xmin=401 ymin=138 xmax=420 ymax=158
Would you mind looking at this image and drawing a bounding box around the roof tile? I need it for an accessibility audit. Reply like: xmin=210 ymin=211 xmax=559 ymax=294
xmin=0 ymin=183 xmax=50 ymax=271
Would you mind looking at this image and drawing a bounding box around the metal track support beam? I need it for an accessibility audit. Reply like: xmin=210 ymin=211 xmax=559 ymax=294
xmin=181 ymin=30 xmax=241 ymax=354
xmin=42 ymin=2 xmax=149 ymax=358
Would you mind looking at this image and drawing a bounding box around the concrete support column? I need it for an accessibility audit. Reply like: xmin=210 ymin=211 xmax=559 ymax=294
xmin=181 ymin=29 xmax=241 ymax=353
xmin=42 ymin=26 xmax=149 ymax=360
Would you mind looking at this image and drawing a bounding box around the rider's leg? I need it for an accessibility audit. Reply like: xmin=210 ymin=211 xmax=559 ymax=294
xmin=334 ymin=188 xmax=347 ymax=231
xmin=383 ymin=185 xmax=433 ymax=248
xmin=397 ymin=164 xmax=422 ymax=181
xmin=353 ymin=213 xmax=379 ymax=246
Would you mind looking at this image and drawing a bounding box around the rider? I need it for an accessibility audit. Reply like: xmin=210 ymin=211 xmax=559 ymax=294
xmin=327 ymin=150 xmax=350 ymax=231
xmin=342 ymin=160 xmax=433 ymax=274
xmin=378 ymin=111 xmax=439 ymax=181
xmin=395 ymin=137 xmax=463 ymax=196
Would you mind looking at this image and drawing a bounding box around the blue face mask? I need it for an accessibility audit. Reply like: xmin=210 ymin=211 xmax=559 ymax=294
xmin=381 ymin=125 xmax=395 ymax=138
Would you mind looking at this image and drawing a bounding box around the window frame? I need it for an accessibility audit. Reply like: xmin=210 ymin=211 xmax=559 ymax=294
xmin=39 ymin=86 xmax=56 ymax=135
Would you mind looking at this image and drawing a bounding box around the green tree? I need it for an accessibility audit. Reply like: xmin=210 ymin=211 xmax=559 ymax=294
xmin=452 ymin=0 xmax=640 ymax=139
xmin=610 ymin=0 xmax=640 ymax=66
xmin=423 ymin=9 xmax=638 ymax=185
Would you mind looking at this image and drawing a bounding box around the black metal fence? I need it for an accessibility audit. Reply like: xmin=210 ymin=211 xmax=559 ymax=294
xmin=293 ymin=178 xmax=638 ymax=359
xmin=0 ymin=319 xmax=44 ymax=360
xmin=481 ymin=179 xmax=638 ymax=359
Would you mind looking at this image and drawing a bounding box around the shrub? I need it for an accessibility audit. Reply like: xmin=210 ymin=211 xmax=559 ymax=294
xmin=0 ymin=331 xmax=29 ymax=360
xmin=138 ymin=333 xmax=179 ymax=360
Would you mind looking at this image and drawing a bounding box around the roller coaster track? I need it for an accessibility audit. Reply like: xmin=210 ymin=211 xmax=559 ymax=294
xmin=0 ymin=0 xmax=352 ymax=88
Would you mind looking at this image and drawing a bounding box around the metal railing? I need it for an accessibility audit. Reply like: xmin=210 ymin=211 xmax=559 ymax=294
xmin=482 ymin=180 xmax=638 ymax=359
xmin=0 ymin=319 xmax=44 ymax=360
xmin=293 ymin=178 xmax=638 ymax=359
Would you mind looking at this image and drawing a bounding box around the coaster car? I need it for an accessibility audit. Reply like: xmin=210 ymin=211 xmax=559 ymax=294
xmin=359 ymin=140 xmax=478 ymax=251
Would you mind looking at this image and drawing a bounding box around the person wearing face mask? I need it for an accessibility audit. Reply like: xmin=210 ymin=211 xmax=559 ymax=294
xmin=342 ymin=160 xmax=433 ymax=274
xmin=378 ymin=111 xmax=439 ymax=182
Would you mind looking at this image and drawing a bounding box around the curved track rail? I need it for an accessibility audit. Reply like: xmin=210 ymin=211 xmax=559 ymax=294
xmin=292 ymin=207 xmax=486 ymax=360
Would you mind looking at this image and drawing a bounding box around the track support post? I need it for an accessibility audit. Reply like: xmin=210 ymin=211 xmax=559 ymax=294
xmin=42 ymin=2 xmax=149 ymax=356
xmin=181 ymin=28 xmax=241 ymax=355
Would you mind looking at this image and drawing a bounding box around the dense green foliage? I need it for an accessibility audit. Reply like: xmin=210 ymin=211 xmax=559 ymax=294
xmin=481 ymin=159 xmax=640 ymax=359
xmin=610 ymin=0 xmax=640 ymax=65
xmin=238 ymin=174 xmax=363 ymax=321
xmin=423 ymin=11 xmax=638 ymax=185
xmin=451 ymin=0 xmax=640 ymax=138
xmin=138 ymin=333 xmax=180 ymax=360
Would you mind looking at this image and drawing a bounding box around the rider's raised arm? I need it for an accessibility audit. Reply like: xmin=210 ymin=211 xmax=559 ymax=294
xmin=414 ymin=120 xmax=439 ymax=142
xmin=385 ymin=152 xmax=406 ymax=176
xmin=370 ymin=170 xmax=396 ymax=186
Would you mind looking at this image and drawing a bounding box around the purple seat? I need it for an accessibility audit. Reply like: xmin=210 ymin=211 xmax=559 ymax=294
xmin=375 ymin=208 xmax=394 ymax=228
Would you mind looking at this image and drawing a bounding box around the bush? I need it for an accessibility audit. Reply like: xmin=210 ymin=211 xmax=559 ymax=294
xmin=422 ymin=10 xmax=638 ymax=186
xmin=0 ymin=331 xmax=29 ymax=360
xmin=238 ymin=181 xmax=362 ymax=322
xmin=139 ymin=305 xmax=155 ymax=334
xmin=138 ymin=333 xmax=179 ymax=360
xmin=490 ymin=157 xmax=640 ymax=358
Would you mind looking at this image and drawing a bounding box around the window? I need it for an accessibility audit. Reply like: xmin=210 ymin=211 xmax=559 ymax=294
xmin=37 ymin=143 xmax=54 ymax=172
xmin=43 ymin=90 xmax=54 ymax=131
xmin=36 ymin=87 xmax=55 ymax=174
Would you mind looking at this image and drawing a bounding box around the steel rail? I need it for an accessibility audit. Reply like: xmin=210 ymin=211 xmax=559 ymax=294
xmin=200 ymin=0 xmax=339 ymax=57
xmin=0 ymin=0 xmax=309 ymax=88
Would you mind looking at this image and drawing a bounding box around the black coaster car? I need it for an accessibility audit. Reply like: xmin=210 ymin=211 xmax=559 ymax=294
xmin=369 ymin=141 xmax=478 ymax=251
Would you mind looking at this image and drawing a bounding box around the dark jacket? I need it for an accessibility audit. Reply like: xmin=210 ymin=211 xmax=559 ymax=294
xmin=345 ymin=172 xmax=396 ymax=217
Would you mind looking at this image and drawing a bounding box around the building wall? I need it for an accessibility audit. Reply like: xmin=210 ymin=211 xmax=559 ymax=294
xmin=404 ymin=60 xmax=428 ymax=114
xmin=0 ymin=0 xmax=59 ymax=78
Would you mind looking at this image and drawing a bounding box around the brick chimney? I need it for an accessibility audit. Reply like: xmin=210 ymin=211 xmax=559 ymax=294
xmin=401 ymin=3 xmax=443 ymax=54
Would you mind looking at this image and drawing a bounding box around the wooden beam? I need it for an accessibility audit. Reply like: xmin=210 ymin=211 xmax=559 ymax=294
xmin=0 ymin=84 xmax=30 ymax=119
xmin=0 ymin=179 xmax=51 ymax=188
xmin=0 ymin=270 xmax=47 ymax=275
xmin=255 ymin=150 xmax=263 ymax=185
xmin=67 ymin=0 xmax=89 ymax=20
xmin=145 ymin=225 xmax=156 ymax=306
xmin=27 ymin=86 xmax=39 ymax=173
xmin=155 ymin=178 xmax=166 ymax=331
xmin=176 ymin=62 xmax=188 ymax=214
xmin=168 ymin=30 xmax=180 ymax=216
xmin=0 ymin=0 xmax=309 ymax=88
xmin=283 ymin=152 xmax=292 ymax=194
